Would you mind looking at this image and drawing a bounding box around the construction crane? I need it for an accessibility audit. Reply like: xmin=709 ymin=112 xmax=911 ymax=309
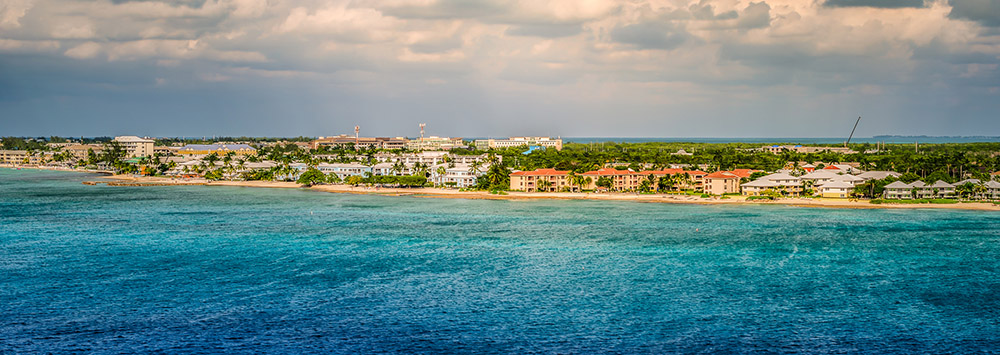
xmin=845 ymin=116 xmax=861 ymax=148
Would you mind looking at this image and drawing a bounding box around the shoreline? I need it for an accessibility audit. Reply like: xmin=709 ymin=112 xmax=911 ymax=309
xmin=99 ymin=173 xmax=1000 ymax=211
xmin=4 ymin=166 xmax=998 ymax=211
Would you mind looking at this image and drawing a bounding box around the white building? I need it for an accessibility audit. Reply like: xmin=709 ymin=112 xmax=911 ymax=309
xmin=113 ymin=136 xmax=155 ymax=158
xmin=474 ymin=137 xmax=562 ymax=151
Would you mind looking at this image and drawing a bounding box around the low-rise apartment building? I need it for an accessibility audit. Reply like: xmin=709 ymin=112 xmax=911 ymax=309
xmin=475 ymin=137 xmax=563 ymax=151
xmin=510 ymin=168 xmax=573 ymax=192
xmin=176 ymin=144 xmax=257 ymax=156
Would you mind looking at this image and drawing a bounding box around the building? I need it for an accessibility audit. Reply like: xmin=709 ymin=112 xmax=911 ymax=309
xmin=431 ymin=163 xmax=487 ymax=188
xmin=113 ymin=136 xmax=155 ymax=158
xmin=883 ymin=180 xmax=956 ymax=199
xmin=311 ymin=135 xmax=408 ymax=150
xmin=883 ymin=181 xmax=913 ymax=199
xmin=761 ymin=145 xmax=857 ymax=154
xmin=856 ymin=171 xmax=901 ymax=180
xmin=509 ymin=168 xmax=573 ymax=192
xmin=475 ymin=137 xmax=563 ymax=151
xmin=406 ymin=136 xmax=465 ymax=151
xmin=703 ymin=171 xmax=741 ymax=195
xmin=176 ymin=144 xmax=257 ymax=156
xmin=62 ymin=144 xmax=104 ymax=161
xmin=819 ymin=181 xmax=855 ymax=198
xmin=741 ymin=173 xmax=803 ymax=196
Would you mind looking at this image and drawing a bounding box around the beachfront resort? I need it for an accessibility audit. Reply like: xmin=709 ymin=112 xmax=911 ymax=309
xmin=3 ymin=132 xmax=1000 ymax=203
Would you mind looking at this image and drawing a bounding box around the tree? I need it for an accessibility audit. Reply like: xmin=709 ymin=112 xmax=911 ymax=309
xmin=956 ymin=182 xmax=975 ymax=199
xmin=537 ymin=179 xmax=553 ymax=191
xmin=326 ymin=173 xmax=343 ymax=184
xmin=346 ymin=175 xmax=364 ymax=186
xmin=474 ymin=153 xmax=509 ymax=191
xmin=596 ymin=176 xmax=613 ymax=189
xmin=297 ymin=168 xmax=326 ymax=186
xmin=899 ymin=172 xmax=920 ymax=183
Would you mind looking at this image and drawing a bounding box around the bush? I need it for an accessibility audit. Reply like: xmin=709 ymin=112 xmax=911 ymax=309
xmin=747 ymin=195 xmax=774 ymax=201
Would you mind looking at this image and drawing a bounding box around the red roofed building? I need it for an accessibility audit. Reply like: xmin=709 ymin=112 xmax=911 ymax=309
xmin=510 ymin=168 xmax=572 ymax=192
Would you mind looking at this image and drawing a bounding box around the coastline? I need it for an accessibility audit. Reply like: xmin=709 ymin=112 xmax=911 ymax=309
xmin=99 ymin=173 xmax=1000 ymax=211
xmin=4 ymin=166 xmax=998 ymax=211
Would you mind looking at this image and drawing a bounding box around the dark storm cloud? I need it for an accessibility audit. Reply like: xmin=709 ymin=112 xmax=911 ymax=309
xmin=824 ymin=0 xmax=927 ymax=8
xmin=948 ymin=0 xmax=1000 ymax=27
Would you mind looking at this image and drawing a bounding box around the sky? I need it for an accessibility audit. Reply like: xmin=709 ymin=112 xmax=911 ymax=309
xmin=1 ymin=0 xmax=999 ymax=138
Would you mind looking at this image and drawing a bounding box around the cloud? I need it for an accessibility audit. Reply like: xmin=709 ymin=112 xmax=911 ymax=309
xmin=610 ymin=21 xmax=692 ymax=50
xmin=824 ymin=0 xmax=926 ymax=8
xmin=0 ymin=0 xmax=33 ymax=29
xmin=64 ymin=41 xmax=102 ymax=59
xmin=0 ymin=0 xmax=998 ymax=137
xmin=947 ymin=0 xmax=1000 ymax=27
xmin=505 ymin=23 xmax=583 ymax=38
xmin=737 ymin=2 xmax=771 ymax=29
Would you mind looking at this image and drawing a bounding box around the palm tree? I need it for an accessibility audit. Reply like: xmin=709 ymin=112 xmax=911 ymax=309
xmin=469 ymin=160 xmax=483 ymax=175
xmin=644 ymin=173 xmax=657 ymax=192
xmin=537 ymin=179 xmax=553 ymax=192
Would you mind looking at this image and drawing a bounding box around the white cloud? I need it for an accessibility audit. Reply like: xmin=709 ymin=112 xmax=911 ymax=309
xmin=64 ymin=41 xmax=102 ymax=59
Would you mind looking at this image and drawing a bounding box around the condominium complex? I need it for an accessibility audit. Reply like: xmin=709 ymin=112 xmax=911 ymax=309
xmin=405 ymin=136 xmax=465 ymax=150
xmin=761 ymin=145 xmax=856 ymax=154
xmin=310 ymin=135 xmax=408 ymax=150
xmin=509 ymin=167 xmax=707 ymax=192
xmin=176 ymin=144 xmax=257 ymax=156
xmin=474 ymin=137 xmax=563 ymax=151
xmin=113 ymin=136 xmax=155 ymax=158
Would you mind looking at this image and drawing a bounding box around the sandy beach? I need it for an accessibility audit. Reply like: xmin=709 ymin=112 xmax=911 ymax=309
xmin=95 ymin=173 xmax=1000 ymax=211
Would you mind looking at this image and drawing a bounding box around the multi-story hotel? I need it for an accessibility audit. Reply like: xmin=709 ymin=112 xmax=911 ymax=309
xmin=113 ymin=136 xmax=155 ymax=158
xmin=176 ymin=144 xmax=257 ymax=156
xmin=474 ymin=137 xmax=563 ymax=151
xmin=310 ymin=135 xmax=408 ymax=150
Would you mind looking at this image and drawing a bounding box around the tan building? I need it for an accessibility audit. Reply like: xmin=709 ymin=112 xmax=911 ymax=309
xmin=475 ymin=137 xmax=562 ymax=151
xmin=703 ymin=171 xmax=741 ymax=195
xmin=406 ymin=136 xmax=465 ymax=151
xmin=176 ymin=144 xmax=257 ymax=156
xmin=113 ymin=136 xmax=155 ymax=158
xmin=62 ymin=144 xmax=104 ymax=161
xmin=311 ymin=135 xmax=408 ymax=150
xmin=509 ymin=168 xmax=573 ymax=192
xmin=0 ymin=150 xmax=52 ymax=165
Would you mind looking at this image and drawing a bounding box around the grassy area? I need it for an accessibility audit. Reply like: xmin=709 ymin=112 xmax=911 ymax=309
xmin=870 ymin=199 xmax=959 ymax=205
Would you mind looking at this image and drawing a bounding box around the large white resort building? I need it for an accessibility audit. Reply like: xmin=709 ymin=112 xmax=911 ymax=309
xmin=474 ymin=137 xmax=563 ymax=151
xmin=113 ymin=136 xmax=155 ymax=158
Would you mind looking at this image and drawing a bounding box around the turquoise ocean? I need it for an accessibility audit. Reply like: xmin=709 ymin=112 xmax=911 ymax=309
xmin=2 ymin=169 xmax=999 ymax=353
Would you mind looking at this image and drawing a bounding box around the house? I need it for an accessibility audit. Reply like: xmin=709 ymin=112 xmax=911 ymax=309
xmin=741 ymin=173 xmax=803 ymax=196
xmin=819 ymin=181 xmax=855 ymax=198
xmin=986 ymin=181 xmax=1000 ymax=199
xmin=883 ymin=181 xmax=913 ymax=199
xmin=927 ymin=180 xmax=956 ymax=198
xmin=703 ymin=171 xmax=741 ymax=195
xmin=856 ymin=171 xmax=901 ymax=180
xmin=431 ymin=163 xmax=487 ymax=188
xmin=509 ymin=168 xmax=572 ymax=192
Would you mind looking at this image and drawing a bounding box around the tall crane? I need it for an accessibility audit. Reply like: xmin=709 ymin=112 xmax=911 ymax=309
xmin=846 ymin=116 xmax=861 ymax=148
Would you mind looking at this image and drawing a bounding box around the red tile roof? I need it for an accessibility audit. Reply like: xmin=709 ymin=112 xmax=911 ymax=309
xmin=581 ymin=168 xmax=627 ymax=176
xmin=726 ymin=169 xmax=760 ymax=178
xmin=705 ymin=171 xmax=739 ymax=179
xmin=823 ymin=165 xmax=841 ymax=170
xmin=510 ymin=168 xmax=570 ymax=176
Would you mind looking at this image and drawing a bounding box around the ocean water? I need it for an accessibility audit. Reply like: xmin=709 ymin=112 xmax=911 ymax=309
xmin=2 ymin=169 xmax=999 ymax=354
